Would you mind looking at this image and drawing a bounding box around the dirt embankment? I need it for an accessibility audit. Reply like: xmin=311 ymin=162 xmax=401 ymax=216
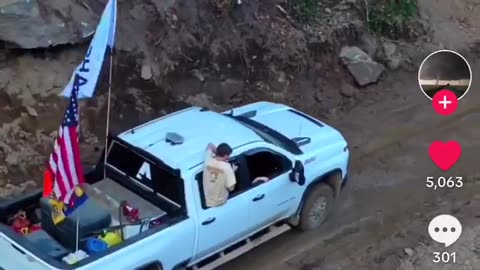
xmin=0 ymin=0 xmax=405 ymax=195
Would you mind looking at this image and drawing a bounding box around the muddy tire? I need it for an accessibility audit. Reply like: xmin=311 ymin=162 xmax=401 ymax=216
xmin=298 ymin=183 xmax=334 ymax=231
xmin=143 ymin=262 xmax=162 ymax=270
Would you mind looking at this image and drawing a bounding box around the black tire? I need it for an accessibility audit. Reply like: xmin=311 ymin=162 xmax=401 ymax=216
xmin=298 ymin=183 xmax=334 ymax=231
xmin=143 ymin=263 xmax=163 ymax=270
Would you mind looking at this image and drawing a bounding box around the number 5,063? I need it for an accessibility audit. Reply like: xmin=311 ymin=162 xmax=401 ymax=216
xmin=426 ymin=177 xmax=463 ymax=190
xmin=433 ymin=252 xmax=456 ymax=263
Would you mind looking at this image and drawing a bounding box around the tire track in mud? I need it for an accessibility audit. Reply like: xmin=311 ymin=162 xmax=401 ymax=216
xmin=355 ymin=103 xmax=480 ymax=160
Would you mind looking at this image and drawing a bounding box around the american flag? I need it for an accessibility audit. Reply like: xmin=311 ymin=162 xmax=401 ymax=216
xmin=44 ymin=77 xmax=85 ymax=205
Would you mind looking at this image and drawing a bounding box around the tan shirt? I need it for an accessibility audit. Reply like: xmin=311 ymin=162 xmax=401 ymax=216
xmin=202 ymin=149 xmax=236 ymax=207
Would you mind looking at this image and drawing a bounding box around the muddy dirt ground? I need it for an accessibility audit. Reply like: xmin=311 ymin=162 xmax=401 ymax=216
xmin=1 ymin=0 xmax=480 ymax=269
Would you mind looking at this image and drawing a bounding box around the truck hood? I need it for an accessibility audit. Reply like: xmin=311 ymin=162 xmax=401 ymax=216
xmin=231 ymin=102 xmax=347 ymax=152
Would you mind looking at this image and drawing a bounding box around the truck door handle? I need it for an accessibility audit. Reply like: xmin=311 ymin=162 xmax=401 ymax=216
xmin=252 ymin=194 xmax=265 ymax=202
xmin=201 ymin=217 xmax=216 ymax=225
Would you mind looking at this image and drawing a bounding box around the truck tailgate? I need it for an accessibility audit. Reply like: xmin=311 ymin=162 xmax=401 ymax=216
xmin=0 ymin=233 xmax=54 ymax=270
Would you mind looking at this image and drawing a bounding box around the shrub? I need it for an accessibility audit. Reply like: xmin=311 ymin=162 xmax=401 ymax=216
xmin=367 ymin=0 xmax=417 ymax=39
xmin=290 ymin=0 xmax=321 ymax=24
xmin=211 ymin=0 xmax=235 ymax=14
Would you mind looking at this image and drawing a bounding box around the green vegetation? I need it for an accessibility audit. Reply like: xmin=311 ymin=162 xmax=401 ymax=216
xmin=367 ymin=0 xmax=418 ymax=39
xmin=290 ymin=0 xmax=321 ymax=24
xmin=211 ymin=0 xmax=235 ymax=13
xmin=422 ymin=85 xmax=468 ymax=99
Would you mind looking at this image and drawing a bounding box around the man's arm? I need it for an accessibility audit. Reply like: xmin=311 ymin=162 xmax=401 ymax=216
xmin=205 ymin=143 xmax=216 ymax=160
xmin=207 ymin=143 xmax=216 ymax=152
xmin=224 ymin=164 xmax=237 ymax=191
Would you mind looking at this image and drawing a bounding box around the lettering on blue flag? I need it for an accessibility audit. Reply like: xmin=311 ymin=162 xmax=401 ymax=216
xmin=61 ymin=0 xmax=117 ymax=99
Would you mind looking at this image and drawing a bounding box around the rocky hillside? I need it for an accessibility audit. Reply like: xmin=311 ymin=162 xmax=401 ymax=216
xmin=0 ymin=0 xmax=428 ymax=197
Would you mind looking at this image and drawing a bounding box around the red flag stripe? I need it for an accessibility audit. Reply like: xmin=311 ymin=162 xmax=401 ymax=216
xmin=51 ymin=149 xmax=68 ymax=198
xmin=59 ymin=128 xmax=79 ymax=188
xmin=51 ymin=129 xmax=72 ymax=201
xmin=69 ymin=126 xmax=85 ymax=183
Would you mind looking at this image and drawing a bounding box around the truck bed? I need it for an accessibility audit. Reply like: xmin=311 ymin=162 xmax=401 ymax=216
xmin=0 ymin=175 xmax=180 ymax=269
xmin=85 ymin=177 xmax=167 ymax=224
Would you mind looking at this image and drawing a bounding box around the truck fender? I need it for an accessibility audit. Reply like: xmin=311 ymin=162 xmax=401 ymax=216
xmin=288 ymin=169 xmax=342 ymax=226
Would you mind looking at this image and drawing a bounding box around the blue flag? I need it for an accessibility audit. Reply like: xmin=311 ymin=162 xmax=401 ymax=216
xmin=61 ymin=0 xmax=117 ymax=99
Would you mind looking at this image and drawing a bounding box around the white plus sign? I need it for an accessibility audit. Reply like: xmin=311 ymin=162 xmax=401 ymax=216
xmin=438 ymin=95 xmax=452 ymax=109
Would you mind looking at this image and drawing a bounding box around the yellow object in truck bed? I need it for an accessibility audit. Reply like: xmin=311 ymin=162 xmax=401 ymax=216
xmin=99 ymin=231 xmax=122 ymax=246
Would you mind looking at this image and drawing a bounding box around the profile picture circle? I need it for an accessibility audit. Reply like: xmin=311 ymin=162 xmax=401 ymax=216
xmin=418 ymin=50 xmax=472 ymax=100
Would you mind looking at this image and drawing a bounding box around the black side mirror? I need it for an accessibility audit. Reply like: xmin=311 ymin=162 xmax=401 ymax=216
xmin=289 ymin=160 xmax=305 ymax=186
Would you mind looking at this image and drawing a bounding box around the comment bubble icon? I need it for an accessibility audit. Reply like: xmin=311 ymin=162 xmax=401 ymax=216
xmin=428 ymin=215 xmax=462 ymax=247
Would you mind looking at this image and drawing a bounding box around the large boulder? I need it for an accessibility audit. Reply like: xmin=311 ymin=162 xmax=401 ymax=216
xmin=340 ymin=46 xmax=385 ymax=86
xmin=0 ymin=0 xmax=99 ymax=48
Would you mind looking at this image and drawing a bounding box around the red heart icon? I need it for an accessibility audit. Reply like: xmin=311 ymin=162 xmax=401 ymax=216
xmin=429 ymin=141 xmax=462 ymax=171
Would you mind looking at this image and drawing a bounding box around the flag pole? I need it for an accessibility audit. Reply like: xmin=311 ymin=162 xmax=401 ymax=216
xmin=75 ymin=215 xmax=80 ymax=252
xmin=103 ymin=48 xmax=114 ymax=179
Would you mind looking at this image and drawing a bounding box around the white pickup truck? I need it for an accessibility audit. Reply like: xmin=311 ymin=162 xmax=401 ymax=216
xmin=0 ymin=101 xmax=349 ymax=270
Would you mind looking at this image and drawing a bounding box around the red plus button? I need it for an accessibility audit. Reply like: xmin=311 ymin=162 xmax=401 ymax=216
xmin=432 ymin=90 xmax=458 ymax=116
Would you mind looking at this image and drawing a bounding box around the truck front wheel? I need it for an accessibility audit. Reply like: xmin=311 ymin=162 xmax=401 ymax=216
xmin=142 ymin=262 xmax=162 ymax=270
xmin=298 ymin=183 xmax=334 ymax=231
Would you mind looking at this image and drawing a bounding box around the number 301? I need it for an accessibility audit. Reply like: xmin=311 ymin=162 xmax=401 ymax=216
xmin=433 ymin=252 xmax=456 ymax=263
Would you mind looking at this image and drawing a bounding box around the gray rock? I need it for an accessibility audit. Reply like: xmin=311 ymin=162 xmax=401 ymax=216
xmin=277 ymin=71 xmax=287 ymax=84
xmin=49 ymin=130 xmax=58 ymax=138
xmin=0 ymin=166 xmax=7 ymax=175
xmin=20 ymin=180 xmax=37 ymax=188
xmin=382 ymin=41 xmax=403 ymax=70
xmin=314 ymin=91 xmax=323 ymax=102
xmin=5 ymin=152 xmax=19 ymax=167
xmin=340 ymin=83 xmax=356 ymax=97
xmin=0 ymin=0 xmax=98 ymax=48
xmin=5 ymin=183 xmax=16 ymax=190
xmin=25 ymin=106 xmax=38 ymax=117
xmin=141 ymin=64 xmax=153 ymax=80
xmin=404 ymin=248 xmax=414 ymax=257
xmin=359 ymin=32 xmax=379 ymax=57
xmin=192 ymin=69 xmax=205 ymax=82
xmin=340 ymin=46 xmax=385 ymax=86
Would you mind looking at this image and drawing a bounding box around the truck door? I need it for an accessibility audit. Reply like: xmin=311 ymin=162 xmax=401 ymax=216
xmin=243 ymin=147 xmax=297 ymax=231
xmin=192 ymin=172 xmax=251 ymax=262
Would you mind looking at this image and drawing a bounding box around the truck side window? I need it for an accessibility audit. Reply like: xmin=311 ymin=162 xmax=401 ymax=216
xmin=195 ymin=149 xmax=292 ymax=209
xmin=243 ymin=150 xmax=292 ymax=182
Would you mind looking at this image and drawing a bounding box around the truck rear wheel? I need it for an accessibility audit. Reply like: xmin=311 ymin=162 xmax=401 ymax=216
xmin=298 ymin=183 xmax=334 ymax=231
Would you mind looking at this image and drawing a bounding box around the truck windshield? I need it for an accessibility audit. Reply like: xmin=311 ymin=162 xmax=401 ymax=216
xmin=230 ymin=116 xmax=302 ymax=155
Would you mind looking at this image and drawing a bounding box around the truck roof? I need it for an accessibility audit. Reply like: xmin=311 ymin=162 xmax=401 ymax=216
xmin=117 ymin=106 xmax=264 ymax=171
